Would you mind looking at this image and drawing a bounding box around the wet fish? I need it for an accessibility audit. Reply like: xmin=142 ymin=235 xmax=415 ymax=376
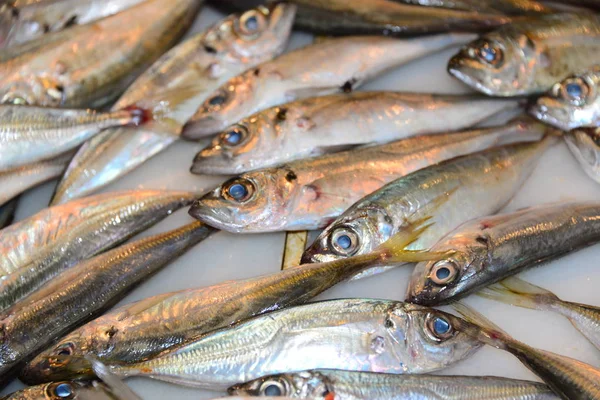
xmin=479 ymin=277 xmax=600 ymax=351
xmin=0 ymin=380 xmax=131 ymax=400
xmin=182 ymin=34 xmax=478 ymax=138
xmin=0 ymin=197 xmax=18 ymax=228
xmin=229 ymin=369 xmax=559 ymax=399
xmin=0 ymin=221 xmax=214 ymax=386
xmin=530 ymin=65 xmax=600 ymax=131
xmin=564 ymin=127 xmax=600 ymax=184
xmin=407 ymin=202 xmax=600 ymax=305
xmin=0 ymin=0 xmax=201 ymax=108
xmin=393 ymin=0 xmax=553 ymax=14
xmin=0 ymin=0 xmax=146 ymax=49
xmin=189 ymin=119 xmax=551 ymax=233
xmin=49 ymin=3 xmax=296 ymax=206
xmin=448 ymin=14 xmax=600 ymax=96
xmin=191 ymin=92 xmax=518 ymax=174
xmin=0 ymin=190 xmax=194 ymax=313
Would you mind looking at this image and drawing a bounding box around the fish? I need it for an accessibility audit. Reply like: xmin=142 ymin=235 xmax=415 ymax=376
xmin=448 ymin=14 xmax=600 ymax=96
xmin=529 ymin=65 xmax=600 ymax=131
xmin=191 ymin=92 xmax=519 ymax=175
xmin=20 ymin=224 xmax=433 ymax=384
xmin=65 ymin=299 xmax=483 ymax=390
xmin=182 ymin=33 xmax=478 ymax=139
xmin=407 ymin=202 xmax=600 ymax=306
xmin=189 ymin=119 xmax=551 ymax=233
xmin=478 ymin=277 xmax=600 ymax=351
xmin=564 ymin=127 xmax=600 ymax=184
xmin=0 ymin=380 xmax=134 ymax=400
xmin=0 ymin=153 xmax=70 ymax=207
xmin=301 ymin=134 xmax=553 ymax=277
xmin=0 ymin=197 xmax=18 ymax=229
xmin=0 ymin=0 xmax=201 ymax=108
xmin=48 ymin=3 xmax=297 ymax=206
xmin=0 ymin=190 xmax=194 ymax=313
xmin=0 ymin=0 xmax=146 ymax=49
xmin=229 ymin=369 xmax=559 ymax=399
xmin=392 ymin=0 xmax=553 ymax=14
xmin=0 ymin=221 xmax=215 ymax=387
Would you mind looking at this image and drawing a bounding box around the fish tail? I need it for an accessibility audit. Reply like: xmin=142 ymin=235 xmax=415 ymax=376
xmin=478 ymin=277 xmax=559 ymax=311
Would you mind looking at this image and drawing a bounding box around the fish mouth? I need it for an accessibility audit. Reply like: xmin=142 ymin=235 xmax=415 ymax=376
xmin=528 ymin=101 xmax=573 ymax=132
xmin=447 ymin=57 xmax=498 ymax=97
xmin=188 ymin=200 xmax=240 ymax=232
xmin=190 ymin=153 xmax=239 ymax=175
xmin=182 ymin=116 xmax=227 ymax=140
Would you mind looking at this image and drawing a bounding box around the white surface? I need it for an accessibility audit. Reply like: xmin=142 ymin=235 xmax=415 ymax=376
xmin=3 ymin=5 xmax=600 ymax=399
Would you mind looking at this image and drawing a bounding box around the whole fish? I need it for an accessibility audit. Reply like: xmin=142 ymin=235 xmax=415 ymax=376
xmin=74 ymin=299 xmax=482 ymax=390
xmin=20 ymin=226 xmax=430 ymax=384
xmin=48 ymin=3 xmax=297 ymax=206
xmin=0 ymin=197 xmax=17 ymax=229
xmin=0 ymin=221 xmax=214 ymax=386
xmin=0 ymin=0 xmax=201 ymax=108
xmin=189 ymin=119 xmax=550 ymax=233
xmin=191 ymin=92 xmax=518 ymax=174
xmin=564 ymin=127 xmax=600 ymax=184
xmin=0 ymin=190 xmax=194 ymax=313
xmin=229 ymin=369 xmax=559 ymax=399
xmin=448 ymin=14 xmax=600 ymax=96
xmin=0 ymin=0 xmax=146 ymax=49
xmin=302 ymin=137 xmax=552 ymax=282
xmin=479 ymin=277 xmax=600 ymax=351
xmin=0 ymin=153 xmax=70 ymax=206
xmin=182 ymin=34 xmax=477 ymax=138
xmin=0 ymin=380 xmax=131 ymax=400
xmin=530 ymin=66 xmax=600 ymax=131
xmin=407 ymin=202 xmax=600 ymax=306
xmin=393 ymin=0 xmax=552 ymax=14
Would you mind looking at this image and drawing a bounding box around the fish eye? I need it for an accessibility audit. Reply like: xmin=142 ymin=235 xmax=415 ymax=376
xmin=54 ymin=342 xmax=75 ymax=356
xmin=330 ymin=227 xmax=359 ymax=256
xmin=46 ymin=382 xmax=75 ymax=399
xmin=236 ymin=10 xmax=267 ymax=37
xmin=426 ymin=313 xmax=455 ymax=341
xmin=476 ymin=41 xmax=503 ymax=67
xmin=220 ymin=125 xmax=248 ymax=147
xmin=560 ymin=77 xmax=590 ymax=105
xmin=222 ymin=178 xmax=255 ymax=202
xmin=259 ymin=380 xmax=286 ymax=396
xmin=205 ymin=90 xmax=228 ymax=110
xmin=429 ymin=260 xmax=458 ymax=285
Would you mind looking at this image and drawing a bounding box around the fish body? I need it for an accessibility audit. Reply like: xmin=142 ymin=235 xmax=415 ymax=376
xmin=183 ymin=34 xmax=477 ymax=138
xmin=393 ymin=0 xmax=552 ymax=14
xmin=0 ymin=198 xmax=18 ymax=228
xmin=407 ymin=202 xmax=600 ymax=305
xmin=0 ymin=190 xmax=194 ymax=313
xmin=564 ymin=127 xmax=600 ymax=184
xmin=0 ymin=0 xmax=200 ymax=108
xmin=49 ymin=3 xmax=297 ymax=206
xmin=0 ymin=381 xmax=124 ymax=400
xmin=448 ymin=14 xmax=600 ymax=96
xmin=191 ymin=92 xmax=518 ymax=174
xmin=229 ymin=369 xmax=559 ymax=399
xmin=190 ymin=120 xmax=550 ymax=233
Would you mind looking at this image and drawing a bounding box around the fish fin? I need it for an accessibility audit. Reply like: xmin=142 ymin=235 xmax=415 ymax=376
xmin=477 ymin=277 xmax=558 ymax=311
xmin=86 ymin=356 xmax=142 ymax=400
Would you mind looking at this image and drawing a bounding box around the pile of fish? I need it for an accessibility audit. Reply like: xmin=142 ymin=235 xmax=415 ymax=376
xmin=1 ymin=0 xmax=600 ymax=399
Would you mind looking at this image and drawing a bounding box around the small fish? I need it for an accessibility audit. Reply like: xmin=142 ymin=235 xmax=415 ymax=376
xmin=0 ymin=0 xmax=146 ymax=49
xmin=0 ymin=0 xmax=201 ymax=108
xmin=530 ymin=65 xmax=600 ymax=131
xmin=229 ymin=369 xmax=559 ymax=399
xmin=182 ymin=33 xmax=477 ymax=138
xmin=0 ymin=221 xmax=215 ymax=386
xmin=0 ymin=190 xmax=194 ymax=313
xmin=407 ymin=202 xmax=600 ymax=305
xmin=191 ymin=92 xmax=518 ymax=174
xmin=0 ymin=380 xmax=132 ymax=400
xmin=448 ymin=14 xmax=600 ymax=96
xmin=393 ymin=0 xmax=553 ymax=14
xmin=48 ymin=3 xmax=296 ymax=206
xmin=564 ymin=127 xmax=600 ymax=184
xmin=479 ymin=277 xmax=600 ymax=351
xmin=189 ymin=119 xmax=550 ymax=233
xmin=0 ymin=197 xmax=18 ymax=229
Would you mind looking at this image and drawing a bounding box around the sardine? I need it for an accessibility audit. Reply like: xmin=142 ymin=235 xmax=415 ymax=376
xmin=448 ymin=14 xmax=600 ymax=96
xmin=0 ymin=0 xmax=146 ymax=49
xmin=0 ymin=221 xmax=214 ymax=386
xmin=191 ymin=92 xmax=519 ymax=175
xmin=189 ymin=119 xmax=551 ymax=233
xmin=48 ymin=3 xmax=297 ymax=206
xmin=0 ymin=197 xmax=17 ymax=229
xmin=0 ymin=381 xmax=129 ymax=400
xmin=530 ymin=65 xmax=600 ymax=131
xmin=0 ymin=0 xmax=201 ymax=108
xmin=229 ymin=369 xmax=559 ymax=399
xmin=407 ymin=202 xmax=600 ymax=305
xmin=182 ymin=34 xmax=478 ymax=138
xmin=564 ymin=127 xmax=600 ymax=184
xmin=0 ymin=190 xmax=194 ymax=313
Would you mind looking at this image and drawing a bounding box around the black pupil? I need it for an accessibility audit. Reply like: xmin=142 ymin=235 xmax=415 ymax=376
xmin=264 ymin=384 xmax=282 ymax=396
xmin=436 ymin=267 xmax=451 ymax=280
xmin=208 ymin=95 xmax=226 ymax=107
xmin=244 ymin=15 xmax=259 ymax=32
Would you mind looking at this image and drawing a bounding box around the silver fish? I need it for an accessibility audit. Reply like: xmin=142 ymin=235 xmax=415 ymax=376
xmin=0 ymin=380 xmax=132 ymax=400
xmin=182 ymin=33 xmax=477 ymax=138
xmin=191 ymin=92 xmax=518 ymax=174
xmin=564 ymin=127 xmax=600 ymax=184
xmin=48 ymin=3 xmax=297 ymax=206
xmin=189 ymin=119 xmax=550 ymax=233
xmin=229 ymin=369 xmax=559 ymax=399
xmin=448 ymin=14 xmax=600 ymax=96
xmin=0 ymin=0 xmax=146 ymax=49
xmin=0 ymin=190 xmax=194 ymax=313
xmin=0 ymin=0 xmax=201 ymax=108
xmin=407 ymin=202 xmax=600 ymax=305
xmin=530 ymin=65 xmax=600 ymax=131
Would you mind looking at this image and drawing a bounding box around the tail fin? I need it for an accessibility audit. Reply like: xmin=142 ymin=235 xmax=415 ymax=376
xmin=478 ymin=277 xmax=559 ymax=311
xmin=86 ymin=355 xmax=142 ymax=400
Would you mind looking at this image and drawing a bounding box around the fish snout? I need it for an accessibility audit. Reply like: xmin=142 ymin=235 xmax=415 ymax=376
xmin=182 ymin=115 xmax=227 ymax=140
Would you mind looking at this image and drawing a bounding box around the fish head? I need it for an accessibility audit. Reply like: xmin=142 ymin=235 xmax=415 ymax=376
xmin=565 ymin=128 xmax=600 ymax=184
xmin=4 ymin=381 xmax=115 ymax=400
xmin=228 ymin=370 xmax=330 ymax=398
xmin=302 ymin=205 xmax=393 ymax=264
xmin=448 ymin=32 xmax=537 ymax=96
xmin=530 ymin=68 xmax=600 ymax=131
